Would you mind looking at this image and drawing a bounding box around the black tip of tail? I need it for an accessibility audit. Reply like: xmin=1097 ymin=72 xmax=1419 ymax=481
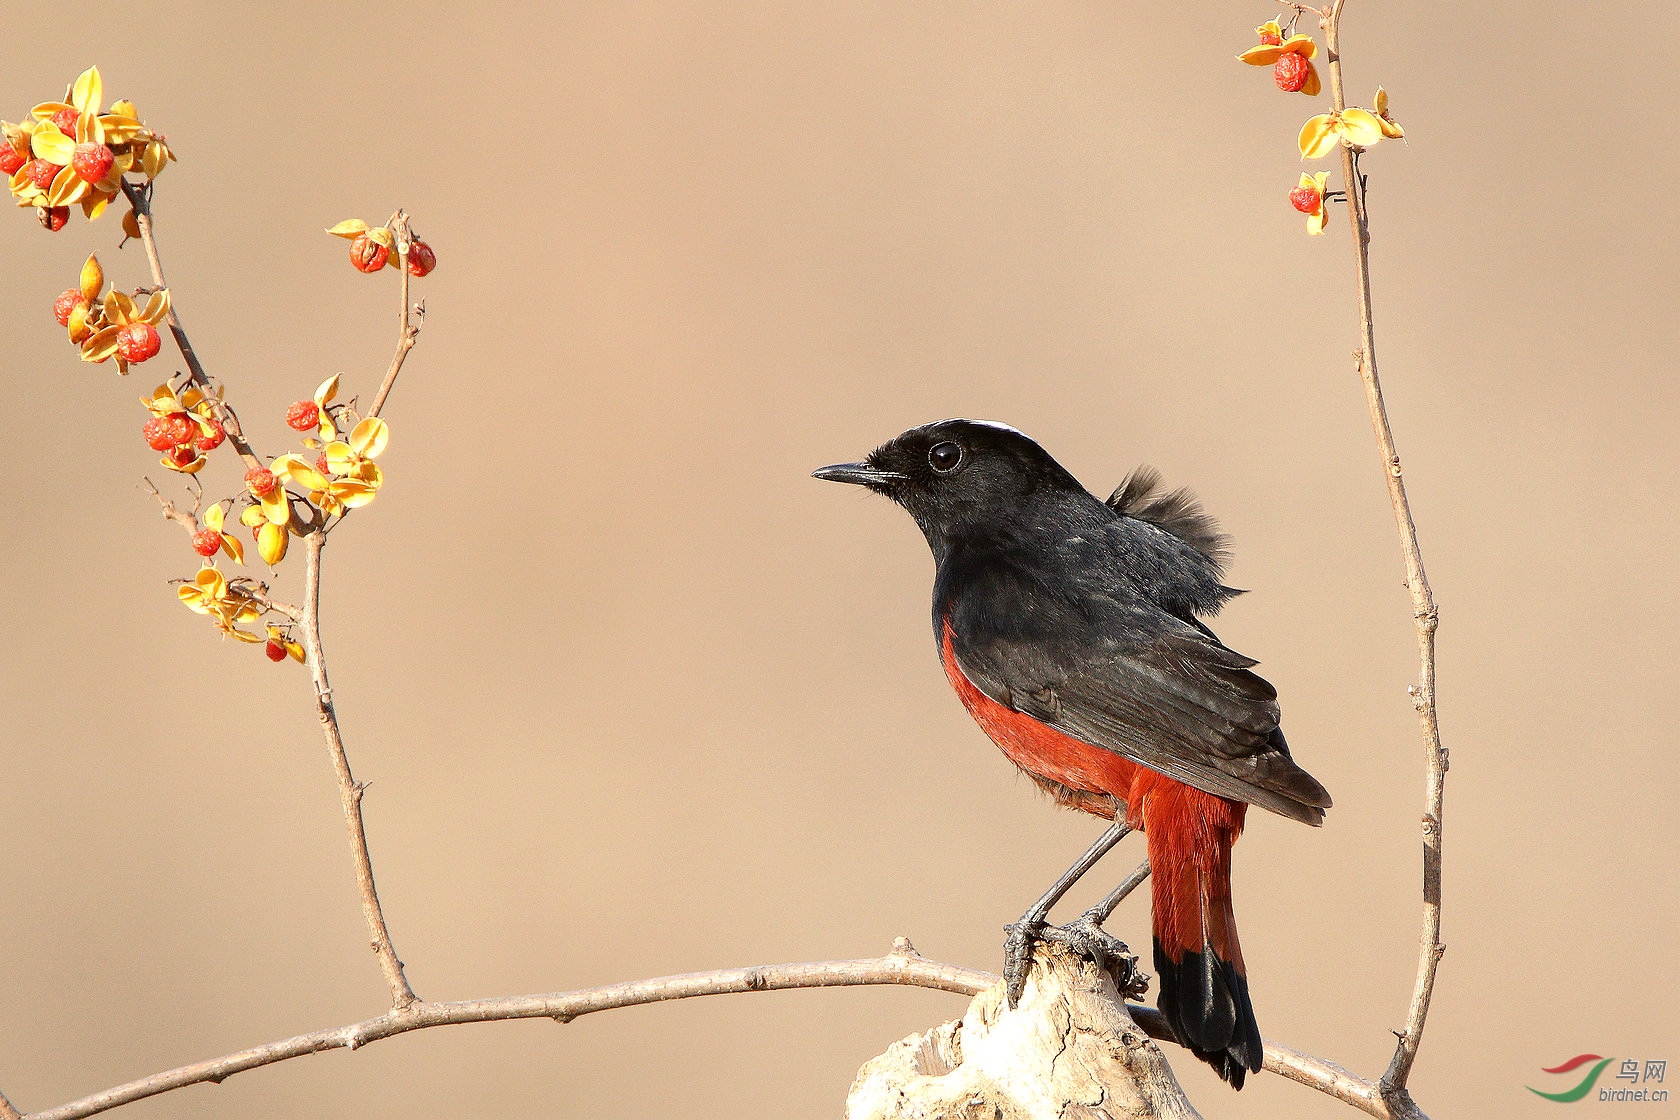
xmin=1154 ymin=938 xmax=1265 ymax=1090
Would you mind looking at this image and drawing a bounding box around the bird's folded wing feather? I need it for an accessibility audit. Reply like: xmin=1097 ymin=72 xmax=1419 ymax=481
xmin=951 ymin=609 xmax=1331 ymax=825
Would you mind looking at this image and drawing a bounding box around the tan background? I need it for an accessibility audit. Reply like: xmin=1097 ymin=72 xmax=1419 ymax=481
xmin=2 ymin=3 xmax=1675 ymax=1117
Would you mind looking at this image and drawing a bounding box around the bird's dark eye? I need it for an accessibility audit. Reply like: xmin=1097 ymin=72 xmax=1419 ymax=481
xmin=928 ymin=442 xmax=963 ymax=473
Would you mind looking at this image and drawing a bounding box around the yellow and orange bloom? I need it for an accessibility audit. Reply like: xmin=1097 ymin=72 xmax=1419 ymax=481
xmin=82 ymin=286 xmax=170 ymax=373
xmin=177 ymin=564 xmax=265 ymax=641
xmin=239 ymin=501 xmax=291 ymax=566
xmin=63 ymin=253 xmax=104 ymax=343
xmin=6 ymin=67 xmax=176 ymax=224
xmin=1239 ymin=21 xmax=1321 ymax=96
xmin=265 ymin=625 xmax=306 ymax=664
xmin=201 ymin=502 xmax=246 ymax=566
xmin=1298 ymin=107 xmax=1385 ymax=159
xmin=139 ymin=383 xmax=216 ymax=474
xmin=271 ymin=417 xmax=389 ymax=519
xmin=1374 ymin=87 xmax=1405 ymax=140
xmin=303 ymin=373 xmax=341 ymax=444
xmin=1289 ymin=171 xmax=1332 ymax=236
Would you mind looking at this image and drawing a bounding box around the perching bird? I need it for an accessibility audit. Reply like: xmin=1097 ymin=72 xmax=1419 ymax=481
xmin=814 ymin=419 xmax=1330 ymax=1089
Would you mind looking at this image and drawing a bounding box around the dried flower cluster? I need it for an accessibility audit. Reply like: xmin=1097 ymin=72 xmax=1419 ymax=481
xmin=2 ymin=67 xmax=172 ymax=232
xmin=1238 ymin=19 xmax=1405 ymax=235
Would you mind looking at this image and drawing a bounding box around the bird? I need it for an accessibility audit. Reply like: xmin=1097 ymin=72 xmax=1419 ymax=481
xmin=814 ymin=418 xmax=1330 ymax=1089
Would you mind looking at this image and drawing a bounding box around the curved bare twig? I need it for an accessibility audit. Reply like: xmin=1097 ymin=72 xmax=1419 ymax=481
xmin=18 ymin=941 xmax=1418 ymax=1120
xmin=1316 ymin=1 xmax=1448 ymax=1104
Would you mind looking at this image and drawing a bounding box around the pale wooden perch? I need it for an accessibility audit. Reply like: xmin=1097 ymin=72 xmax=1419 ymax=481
xmin=848 ymin=942 xmax=1200 ymax=1120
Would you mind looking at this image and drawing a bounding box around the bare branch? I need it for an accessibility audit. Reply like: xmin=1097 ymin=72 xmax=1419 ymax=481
xmin=296 ymin=531 xmax=417 ymax=1009
xmin=18 ymin=941 xmax=1411 ymax=1120
xmin=119 ymin=182 xmax=263 ymax=473
xmin=139 ymin=477 xmax=199 ymax=535
xmin=366 ymin=210 xmax=422 ymax=421
xmin=1320 ymin=1 xmax=1447 ymax=1104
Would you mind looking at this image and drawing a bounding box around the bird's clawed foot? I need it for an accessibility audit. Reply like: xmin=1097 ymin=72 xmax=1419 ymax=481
xmin=1002 ymin=918 xmax=1043 ymax=1008
xmin=1003 ymin=912 xmax=1149 ymax=1007
xmin=1041 ymin=912 xmax=1149 ymax=999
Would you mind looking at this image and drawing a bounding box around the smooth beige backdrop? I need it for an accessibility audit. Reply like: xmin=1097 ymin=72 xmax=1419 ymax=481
xmin=2 ymin=4 xmax=1675 ymax=1118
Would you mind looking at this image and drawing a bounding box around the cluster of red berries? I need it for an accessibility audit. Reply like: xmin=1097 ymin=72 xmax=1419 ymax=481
xmin=142 ymin=409 xmax=224 ymax=468
xmin=55 ymin=285 xmax=162 ymax=360
xmin=348 ymin=232 xmax=437 ymax=276
xmin=59 ymin=283 xmax=162 ymax=362
xmin=328 ymin=217 xmax=436 ymax=277
xmin=5 ymin=67 xmax=175 ymax=233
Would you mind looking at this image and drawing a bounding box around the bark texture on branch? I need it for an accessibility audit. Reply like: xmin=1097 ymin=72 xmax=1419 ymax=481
xmin=848 ymin=943 xmax=1200 ymax=1120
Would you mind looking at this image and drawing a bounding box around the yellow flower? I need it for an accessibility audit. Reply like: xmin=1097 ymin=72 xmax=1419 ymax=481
xmin=201 ymin=502 xmax=246 ymax=566
xmin=1298 ymin=108 xmax=1385 ymax=159
xmin=177 ymin=564 xmax=264 ymax=641
xmin=1374 ymin=87 xmax=1405 ymax=140
xmin=1290 ymin=171 xmax=1332 ymax=236
xmin=1238 ymin=20 xmax=1321 ymax=96
xmin=265 ymin=625 xmax=307 ymax=663
xmin=272 ymin=417 xmax=389 ymax=518
xmin=304 ymin=373 xmax=341 ymax=444
xmin=239 ymin=501 xmax=291 ymax=566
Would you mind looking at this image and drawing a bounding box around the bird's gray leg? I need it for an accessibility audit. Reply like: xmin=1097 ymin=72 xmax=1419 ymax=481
xmin=1084 ymin=858 xmax=1152 ymax=926
xmin=1033 ymin=858 xmax=1153 ymax=1000
xmin=1003 ymin=820 xmax=1130 ymax=1007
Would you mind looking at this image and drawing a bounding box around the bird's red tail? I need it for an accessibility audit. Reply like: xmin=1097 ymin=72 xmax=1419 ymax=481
xmin=1139 ymin=784 xmax=1265 ymax=1089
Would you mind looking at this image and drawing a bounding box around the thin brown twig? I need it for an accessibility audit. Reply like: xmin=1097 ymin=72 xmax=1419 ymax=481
xmin=296 ymin=530 xmax=417 ymax=1010
xmin=366 ymin=210 xmax=421 ymax=421
xmin=140 ymin=476 xmax=199 ymax=534
xmin=16 ymin=942 xmax=1410 ymax=1120
xmin=1318 ymin=0 xmax=1447 ymax=1104
xmin=119 ymin=181 xmax=262 ymax=473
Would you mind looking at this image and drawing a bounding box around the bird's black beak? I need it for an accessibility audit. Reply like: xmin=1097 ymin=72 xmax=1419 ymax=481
xmin=812 ymin=462 xmax=906 ymax=487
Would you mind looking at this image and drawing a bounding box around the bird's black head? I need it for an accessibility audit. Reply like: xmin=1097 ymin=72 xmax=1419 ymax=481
xmin=813 ymin=419 xmax=1087 ymax=552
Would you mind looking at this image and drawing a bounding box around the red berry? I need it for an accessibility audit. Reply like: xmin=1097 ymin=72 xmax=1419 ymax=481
xmin=1273 ymin=52 xmax=1310 ymax=93
xmin=50 ymin=108 xmax=80 ymax=136
xmin=245 ymin=467 xmax=279 ymax=498
xmin=285 ymin=400 xmax=320 ymax=431
xmin=1258 ymin=28 xmax=1282 ymax=46
xmin=349 ymin=233 xmax=390 ymax=273
xmin=117 ymin=322 xmax=163 ymax=364
xmin=193 ymin=416 xmax=226 ymax=452
xmin=192 ymin=529 xmax=222 ymax=557
xmin=159 ymin=411 xmax=197 ymax=446
xmin=315 ymin=453 xmax=333 ymax=476
xmin=1289 ymin=186 xmax=1321 ymax=214
xmin=265 ymin=637 xmax=288 ymax=662
xmin=22 ymin=159 xmax=61 ymax=190
xmin=0 ymin=143 xmax=25 ymax=176
xmin=407 ymin=241 xmax=437 ymax=277
xmin=53 ymin=288 xmax=87 ymax=327
xmin=41 ymin=207 xmax=69 ymax=231
xmin=143 ymin=417 xmax=174 ymax=451
xmin=71 ymin=142 xmax=114 ymax=185
xmin=165 ymin=444 xmax=198 ymax=469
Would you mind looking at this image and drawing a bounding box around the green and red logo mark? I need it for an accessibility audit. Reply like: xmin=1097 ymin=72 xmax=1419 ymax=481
xmin=1529 ymin=1054 xmax=1668 ymax=1103
xmin=1529 ymin=1055 xmax=1613 ymax=1102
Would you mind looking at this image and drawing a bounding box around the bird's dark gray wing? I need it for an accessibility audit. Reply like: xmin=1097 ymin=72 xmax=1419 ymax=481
xmin=947 ymin=590 xmax=1332 ymax=825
